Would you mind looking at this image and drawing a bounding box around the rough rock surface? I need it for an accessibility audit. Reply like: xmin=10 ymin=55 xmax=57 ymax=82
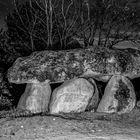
xmin=49 ymin=78 xmax=99 ymax=114
xmin=137 ymin=100 xmax=140 ymax=108
xmin=84 ymin=78 xmax=99 ymax=112
xmin=17 ymin=81 xmax=52 ymax=113
xmin=7 ymin=47 xmax=140 ymax=84
xmin=97 ymin=75 xmax=136 ymax=114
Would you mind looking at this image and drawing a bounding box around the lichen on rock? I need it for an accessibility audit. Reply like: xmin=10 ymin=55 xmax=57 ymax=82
xmin=97 ymin=75 xmax=136 ymax=114
xmin=7 ymin=47 xmax=140 ymax=84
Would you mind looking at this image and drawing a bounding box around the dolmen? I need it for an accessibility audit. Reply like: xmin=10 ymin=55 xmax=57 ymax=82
xmin=7 ymin=46 xmax=140 ymax=115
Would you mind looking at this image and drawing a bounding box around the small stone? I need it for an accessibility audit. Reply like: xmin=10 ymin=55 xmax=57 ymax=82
xmin=91 ymin=129 xmax=96 ymax=133
xmin=21 ymin=125 xmax=24 ymax=128
xmin=136 ymin=100 xmax=140 ymax=108
xmin=49 ymin=78 xmax=98 ymax=114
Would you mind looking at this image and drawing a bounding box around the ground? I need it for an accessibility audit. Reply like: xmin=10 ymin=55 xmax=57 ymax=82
xmin=0 ymin=107 xmax=140 ymax=140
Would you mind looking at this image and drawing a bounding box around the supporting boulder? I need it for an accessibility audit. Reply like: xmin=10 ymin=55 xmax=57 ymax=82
xmin=17 ymin=81 xmax=51 ymax=113
xmin=49 ymin=78 xmax=99 ymax=114
xmin=97 ymin=75 xmax=136 ymax=114
xmin=85 ymin=78 xmax=99 ymax=112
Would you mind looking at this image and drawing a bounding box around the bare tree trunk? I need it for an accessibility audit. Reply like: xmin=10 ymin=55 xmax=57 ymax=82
xmin=45 ymin=0 xmax=53 ymax=48
xmin=98 ymin=17 xmax=104 ymax=46
xmin=48 ymin=0 xmax=53 ymax=47
xmin=80 ymin=0 xmax=90 ymax=48
xmin=88 ymin=24 xmax=96 ymax=45
xmin=29 ymin=0 xmax=34 ymax=51
xmin=104 ymin=25 xmax=112 ymax=47
xmin=30 ymin=34 xmax=34 ymax=51
xmin=98 ymin=27 xmax=102 ymax=46
xmin=61 ymin=0 xmax=67 ymax=48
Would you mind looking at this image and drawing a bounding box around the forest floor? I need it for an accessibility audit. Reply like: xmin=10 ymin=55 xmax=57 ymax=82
xmin=0 ymin=107 xmax=140 ymax=140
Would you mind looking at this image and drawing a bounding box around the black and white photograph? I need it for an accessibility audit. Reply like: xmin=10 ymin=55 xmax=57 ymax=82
xmin=0 ymin=0 xmax=140 ymax=139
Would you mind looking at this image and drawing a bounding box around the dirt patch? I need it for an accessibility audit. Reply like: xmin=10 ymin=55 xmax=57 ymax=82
xmin=0 ymin=107 xmax=140 ymax=140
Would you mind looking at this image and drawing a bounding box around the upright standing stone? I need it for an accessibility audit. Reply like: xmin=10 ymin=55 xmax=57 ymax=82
xmin=97 ymin=75 xmax=136 ymax=114
xmin=49 ymin=78 xmax=98 ymax=114
xmin=85 ymin=78 xmax=99 ymax=112
xmin=17 ymin=81 xmax=52 ymax=113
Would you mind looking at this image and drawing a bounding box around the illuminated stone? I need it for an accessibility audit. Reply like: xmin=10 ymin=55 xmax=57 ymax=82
xmin=17 ymin=81 xmax=51 ymax=113
xmin=97 ymin=75 xmax=136 ymax=114
xmin=49 ymin=78 xmax=99 ymax=114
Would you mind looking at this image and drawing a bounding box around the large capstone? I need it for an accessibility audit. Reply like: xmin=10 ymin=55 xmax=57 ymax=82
xmin=17 ymin=81 xmax=51 ymax=113
xmin=8 ymin=47 xmax=140 ymax=84
xmin=97 ymin=75 xmax=136 ymax=114
xmin=49 ymin=78 xmax=99 ymax=114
